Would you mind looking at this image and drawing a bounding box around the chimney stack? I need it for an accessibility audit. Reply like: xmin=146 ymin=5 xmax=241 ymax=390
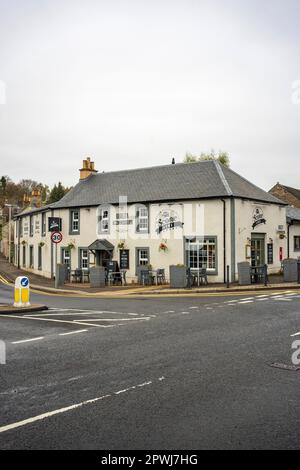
xmin=79 ymin=157 xmax=98 ymax=180
xmin=23 ymin=194 xmax=31 ymax=207
xmin=31 ymin=189 xmax=42 ymax=208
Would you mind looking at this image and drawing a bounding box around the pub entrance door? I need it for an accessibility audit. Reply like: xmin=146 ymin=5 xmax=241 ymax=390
xmin=251 ymin=233 xmax=266 ymax=267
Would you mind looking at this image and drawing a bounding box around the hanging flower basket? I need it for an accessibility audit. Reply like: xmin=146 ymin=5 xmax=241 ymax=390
xmin=159 ymin=242 xmax=168 ymax=252
xmin=117 ymin=241 xmax=126 ymax=250
xmin=38 ymin=241 xmax=45 ymax=248
xmin=67 ymin=242 xmax=75 ymax=250
xmin=21 ymin=240 xmax=27 ymax=246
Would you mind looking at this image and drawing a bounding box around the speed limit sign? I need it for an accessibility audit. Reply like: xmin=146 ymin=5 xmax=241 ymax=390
xmin=51 ymin=231 xmax=63 ymax=244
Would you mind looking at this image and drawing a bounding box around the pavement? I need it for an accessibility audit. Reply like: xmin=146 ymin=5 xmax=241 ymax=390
xmin=0 ymin=304 xmax=48 ymax=314
xmin=1 ymin=255 xmax=300 ymax=298
xmin=0 ymin=282 xmax=300 ymax=449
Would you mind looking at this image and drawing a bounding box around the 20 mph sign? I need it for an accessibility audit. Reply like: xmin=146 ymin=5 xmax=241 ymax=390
xmin=51 ymin=231 xmax=63 ymax=244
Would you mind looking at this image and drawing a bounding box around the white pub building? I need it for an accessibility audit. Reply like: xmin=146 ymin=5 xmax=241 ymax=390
xmin=14 ymin=158 xmax=290 ymax=284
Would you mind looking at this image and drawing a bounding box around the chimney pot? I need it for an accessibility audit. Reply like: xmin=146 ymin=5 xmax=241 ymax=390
xmin=80 ymin=157 xmax=98 ymax=180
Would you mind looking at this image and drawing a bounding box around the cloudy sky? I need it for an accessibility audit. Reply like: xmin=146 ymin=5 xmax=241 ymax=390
xmin=0 ymin=0 xmax=299 ymax=190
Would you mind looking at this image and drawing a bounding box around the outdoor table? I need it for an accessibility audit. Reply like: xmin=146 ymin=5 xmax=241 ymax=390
xmin=82 ymin=271 xmax=90 ymax=283
xmin=190 ymin=269 xmax=208 ymax=287
xmin=250 ymin=266 xmax=265 ymax=284
xmin=149 ymin=270 xmax=158 ymax=285
xmin=107 ymin=271 xmax=127 ymax=286
xmin=70 ymin=269 xmax=89 ymax=283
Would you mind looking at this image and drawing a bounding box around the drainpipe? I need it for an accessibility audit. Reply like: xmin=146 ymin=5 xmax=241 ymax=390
xmin=230 ymin=197 xmax=236 ymax=283
xmin=17 ymin=217 xmax=20 ymax=269
xmin=221 ymin=199 xmax=226 ymax=284
xmin=287 ymin=221 xmax=292 ymax=258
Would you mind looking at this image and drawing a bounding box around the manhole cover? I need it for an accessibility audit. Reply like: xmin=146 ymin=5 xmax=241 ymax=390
xmin=270 ymin=362 xmax=300 ymax=371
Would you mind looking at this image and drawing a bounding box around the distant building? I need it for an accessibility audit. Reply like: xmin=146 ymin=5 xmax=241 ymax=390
xmin=269 ymin=183 xmax=300 ymax=209
xmin=287 ymin=207 xmax=300 ymax=258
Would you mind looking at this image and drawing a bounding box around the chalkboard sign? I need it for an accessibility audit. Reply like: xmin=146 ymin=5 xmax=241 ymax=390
xmin=119 ymin=249 xmax=129 ymax=270
xmin=107 ymin=260 xmax=119 ymax=272
xmin=267 ymin=243 xmax=274 ymax=265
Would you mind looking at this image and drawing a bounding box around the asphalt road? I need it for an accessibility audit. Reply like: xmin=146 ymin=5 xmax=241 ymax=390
xmin=0 ymin=284 xmax=300 ymax=449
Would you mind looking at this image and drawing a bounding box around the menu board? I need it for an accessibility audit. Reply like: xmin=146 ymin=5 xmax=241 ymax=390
xmin=267 ymin=243 xmax=274 ymax=265
xmin=119 ymin=249 xmax=129 ymax=270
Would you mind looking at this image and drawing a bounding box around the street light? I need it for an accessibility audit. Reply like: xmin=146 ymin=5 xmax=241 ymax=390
xmin=4 ymin=203 xmax=19 ymax=264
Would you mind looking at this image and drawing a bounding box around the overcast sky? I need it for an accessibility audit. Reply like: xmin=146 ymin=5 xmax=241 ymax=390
xmin=0 ymin=0 xmax=299 ymax=190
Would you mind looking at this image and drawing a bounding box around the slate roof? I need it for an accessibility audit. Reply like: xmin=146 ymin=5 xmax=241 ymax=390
xmin=282 ymin=185 xmax=300 ymax=201
xmin=287 ymin=206 xmax=300 ymax=222
xmin=88 ymin=239 xmax=114 ymax=251
xmin=14 ymin=204 xmax=54 ymax=219
xmin=51 ymin=160 xmax=284 ymax=209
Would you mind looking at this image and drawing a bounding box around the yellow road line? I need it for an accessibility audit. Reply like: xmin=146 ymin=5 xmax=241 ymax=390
xmin=0 ymin=274 xmax=299 ymax=299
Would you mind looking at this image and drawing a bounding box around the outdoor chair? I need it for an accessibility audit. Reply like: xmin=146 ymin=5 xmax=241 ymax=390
xmin=141 ymin=270 xmax=154 ymax=286
xmin=156 ymin=268 xmax=166 ymax=285
xmin=198 ymin=268 xmax=208 ymax=285
xmin=71 ymin=268 xmax=83 ymax=283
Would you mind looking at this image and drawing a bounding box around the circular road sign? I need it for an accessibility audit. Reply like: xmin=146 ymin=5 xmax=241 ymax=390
xmin=20 ymin=277 xmax=29 ymax=287
xmin=51 ymin=231 xmax=63 ymax=244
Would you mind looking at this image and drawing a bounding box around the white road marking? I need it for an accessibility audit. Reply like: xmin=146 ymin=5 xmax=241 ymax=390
xmin=256 ymin=294 xmax=269 ymax=298
xmin=0 ymin=314 xmax=113 ymax=328
xmin=290 ymin=332 xmax=300 ymax=337
xmin=239 ymin=300 xmax=254 ymax=304
xmin=189 ymin=307 xmax=199 ymax=309
xmin=27 ymin=311 xmax=127 ymax=317
xmin=73 ymin=317 xmax=150 ymax=322
xmin=59 ymin=330 xmax=88 ymax=336
xmin=257 ymin=298 xmax=269 ymax=301
xmin=286 ymin=293 xmax=298 ymax=297
xmin=275 ymin=298 xmax=292 ymax=302
xmin=12 ymin=337 xmax=44 ymax=345
xmin=239 ymin=297 xmax=254 ymax=301
xmin=225 ymin=300 xmax=239 ymax=304
xmin=0 ymin=377 xmax=165 ymax=434
xmin=137 ymin=381 xmax=153 ymax=387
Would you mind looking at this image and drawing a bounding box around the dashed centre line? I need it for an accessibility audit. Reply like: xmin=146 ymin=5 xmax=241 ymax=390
xmin=0 ymin=376 xmax=165 ymax=435
xmin=12 ymin=337 xmax=44 ymax=345
xmin=59 ymin=330 xmax=88 ymax=336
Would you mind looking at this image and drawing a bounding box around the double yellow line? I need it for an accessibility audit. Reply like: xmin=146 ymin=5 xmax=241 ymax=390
xmin=0 ymin=274 xmax=10 ymax=285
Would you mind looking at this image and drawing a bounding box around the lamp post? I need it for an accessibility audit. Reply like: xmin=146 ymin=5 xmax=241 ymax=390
xmin=4 ymin=204 xmax=19 ymax=264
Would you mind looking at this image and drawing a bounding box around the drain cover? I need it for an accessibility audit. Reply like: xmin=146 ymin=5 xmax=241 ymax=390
xmin=270 ymin=362 xmax=300 ymax=371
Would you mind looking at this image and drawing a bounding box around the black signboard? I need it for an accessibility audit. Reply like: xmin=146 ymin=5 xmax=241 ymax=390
xmin=119 ymin=249 xmax=129 ymax=270
xmin=267 ymin=243 xmax=274 ymax=265
xmin=48 ymin=217 xmax=62 ymax=232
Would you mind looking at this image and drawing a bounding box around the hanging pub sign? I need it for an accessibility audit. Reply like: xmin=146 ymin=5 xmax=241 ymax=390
xmin=48 ymin=217 xmax=62 ymax=232
xmin=156 ymin=210 xmax=184 ymax=234
xmin=119 ymin=249 xmax=130 ymax=270
xmin=252 ymin=207 xmax=266 ymax=229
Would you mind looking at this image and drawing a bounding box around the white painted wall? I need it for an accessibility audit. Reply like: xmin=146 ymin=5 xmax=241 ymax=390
xmin=14 ymin=198 xmax=288 ymax=283
xmin=235 ymin=200 xmax=287 ymax=275
xmin=288 ymin=223 xmax=300 ymax=259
